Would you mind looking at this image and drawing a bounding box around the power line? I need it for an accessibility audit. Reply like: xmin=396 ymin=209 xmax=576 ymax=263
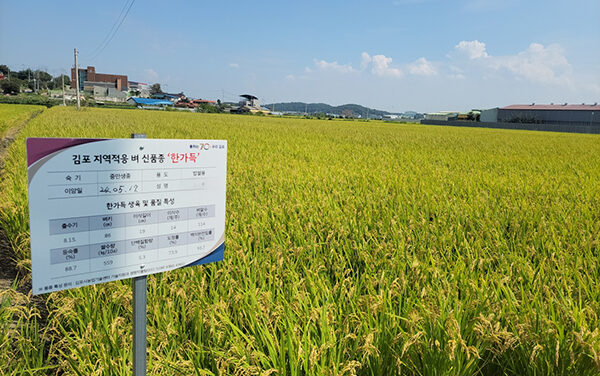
xmin=87 ymin=0 xmax=136 ymax=62
xmin=90 ymin=0 xmax=136 ymax=60
xmin=86 ymin=0 xmax=132 ymax=59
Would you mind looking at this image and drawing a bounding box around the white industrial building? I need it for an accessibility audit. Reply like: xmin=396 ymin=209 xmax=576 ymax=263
xmin=424 ymin=112 xmax=459 ymax=121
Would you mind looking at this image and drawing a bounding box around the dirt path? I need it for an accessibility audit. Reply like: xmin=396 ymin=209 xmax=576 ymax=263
xmin=0 ymin=108 xmax=44 ymax=302
xmin=0 ymin=109 xmax=42 ymax=173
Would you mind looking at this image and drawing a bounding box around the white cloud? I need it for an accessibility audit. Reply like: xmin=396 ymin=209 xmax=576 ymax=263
xmin=361 ymin=52 xmax=403 ymax=78
xmin=229 ymin=63 xmax=239 ymax=68
xmin=313 ymin=52 xmax=408 ymax=79
xmin=275 ymin=40 xmax=594 ymax=112
xmin=454 ymin=40 xmax=488 ymax=59
xmin=453 ymin=40 xmax=572 ymax=84
xmin=308 ymin=41 xmax=577 ymax=91
xmin=143 ymin=68 xmax=159 ymax=81
xmin=372 ymin=54 xmax=403 ymax=78
xmin=360 ymin=52 xmax=371 ymax=70
xmin=491 ymin=43 xmax=571 ymax=84
xmin=314 ymin=59 xmax=355 ymax=73
xmin=408 ymin=57 xmax=437 ymax=76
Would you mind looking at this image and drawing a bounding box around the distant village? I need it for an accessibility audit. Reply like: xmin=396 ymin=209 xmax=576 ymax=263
xmin=65 ymin=66 xmax=273 ymax=114
xmin=0 ymin=64 xmax=424 ymax=119
xmin=1 ymin=64 xmax=598 ymax=131
xmin=0 ymin=65 xmax=273 ymax=114
xmin=63 ymin=65 xmax=428 ymax=119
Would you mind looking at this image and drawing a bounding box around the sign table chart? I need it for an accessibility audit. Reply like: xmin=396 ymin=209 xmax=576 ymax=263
xmin=27 ymin=138 xmax=227 ymax=295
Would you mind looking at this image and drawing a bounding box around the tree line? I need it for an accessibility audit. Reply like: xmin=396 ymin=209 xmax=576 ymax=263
xmin=0 ymin=64 xmax=71 ymax=95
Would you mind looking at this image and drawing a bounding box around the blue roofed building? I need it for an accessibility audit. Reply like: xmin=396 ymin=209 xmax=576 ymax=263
xmin=127 ymin=97 xmax=174 ymax=108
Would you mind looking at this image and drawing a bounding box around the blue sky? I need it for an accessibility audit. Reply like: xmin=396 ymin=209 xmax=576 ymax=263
xmin=1 ymin=0 xmax=599 ymax=112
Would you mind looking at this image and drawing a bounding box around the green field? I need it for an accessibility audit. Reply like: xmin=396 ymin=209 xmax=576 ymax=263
xmin=1 ymin=106 xmax=599 ymax=375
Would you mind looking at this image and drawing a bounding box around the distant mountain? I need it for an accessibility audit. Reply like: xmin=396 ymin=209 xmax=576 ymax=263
xmin=264 ymin=102 xmax=397 ymax=118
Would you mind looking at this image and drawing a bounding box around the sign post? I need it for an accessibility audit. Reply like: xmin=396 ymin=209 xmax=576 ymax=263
xmin=131 ymin=133 xmax=147 ymax=376
xmin=26 ymin=136 xmax=227 ymax=374
xmin=133 ymin=273 xmax=146 ymax=375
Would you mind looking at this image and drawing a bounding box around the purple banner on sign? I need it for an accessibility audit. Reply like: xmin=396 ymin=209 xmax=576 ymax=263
xmin=27 ymin=138 xmax=105 ymax=167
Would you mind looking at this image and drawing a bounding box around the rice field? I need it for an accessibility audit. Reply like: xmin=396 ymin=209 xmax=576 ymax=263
xmin=1 ymin=105 xmax=599 ymax=375
xmin=0 ymin=104 xmax=43 ymax=139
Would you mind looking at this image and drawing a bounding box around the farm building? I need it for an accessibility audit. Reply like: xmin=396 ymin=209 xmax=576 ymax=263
xmin=424 ymin=112 xmax=458 ymax=121
xmin=71 ymin=66 xmax=128 ymax=92
xmin=174 ymin=99 xmax=217 ymax=109
xmin=93 ymin=86 xmax=127 ymax=102
xmin=239 ymin=94 xmax=260 ymax=108
xmin=192 ymin=99 xmax=217 ymax=105
xmin=480 ymin=108 xmax=498 ymax=123
xmin=127 ymin=97 xmax=174 ymax=108
xmin=152 ymin=92 xmax=186 ymax=102
xmin=494 ymin=104 xmax=600 ymax=126
xmin=128 ymin=81 xmax=149 ymax=97
xmin=232 ymin=94 xmax=270 ymax=114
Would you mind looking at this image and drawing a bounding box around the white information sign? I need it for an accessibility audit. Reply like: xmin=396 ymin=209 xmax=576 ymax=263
xmin=27 ymin=138 xmax=227 ymax=295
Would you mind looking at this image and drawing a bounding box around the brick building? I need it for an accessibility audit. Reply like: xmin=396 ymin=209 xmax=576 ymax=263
xmin=71 ymin=66 xmax=128 ymax=91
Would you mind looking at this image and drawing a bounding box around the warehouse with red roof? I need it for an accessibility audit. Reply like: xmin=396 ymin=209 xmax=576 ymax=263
xmin=491 ymin=103 xmax=600 ymax=126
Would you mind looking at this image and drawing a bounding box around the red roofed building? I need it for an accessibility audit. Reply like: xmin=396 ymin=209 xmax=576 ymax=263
xmin=174 ymin=99 xmax=218 ymax=109
xmin=191 ymin=99 xmax=216 ymax=105
xmin=497 ymin=103 xmax=599 ymax=126
xmin=501 ymin=104 xmax=599 ymax=111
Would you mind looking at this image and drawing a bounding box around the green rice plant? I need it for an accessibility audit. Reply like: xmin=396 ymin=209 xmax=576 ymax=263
xmin=0 ymin=106 xmax=598 ymax=374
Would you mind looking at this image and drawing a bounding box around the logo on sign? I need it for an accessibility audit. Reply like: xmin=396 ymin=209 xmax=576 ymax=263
xmin=190 ymin=143 xmax=210 ymax=150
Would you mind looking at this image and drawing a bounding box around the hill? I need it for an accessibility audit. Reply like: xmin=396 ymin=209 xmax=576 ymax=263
xmin=264 ymin=102 xmax=395 ymax=118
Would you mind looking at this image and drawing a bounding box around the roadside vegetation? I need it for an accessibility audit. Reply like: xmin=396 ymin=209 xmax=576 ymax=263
xmin=0 ymin=105 xmax=599 ymax=375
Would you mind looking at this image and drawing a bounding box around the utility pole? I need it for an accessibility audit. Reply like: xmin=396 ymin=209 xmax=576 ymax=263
xmin=74 ymin=48 xmax=81 ymax=110
xmin=366 ymin=108 xmax=369 ymax=121
xmin=305 ymin=103 xmax=308 ymax=116
xmin=62 ymin=74 xmax=66 ymax=106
